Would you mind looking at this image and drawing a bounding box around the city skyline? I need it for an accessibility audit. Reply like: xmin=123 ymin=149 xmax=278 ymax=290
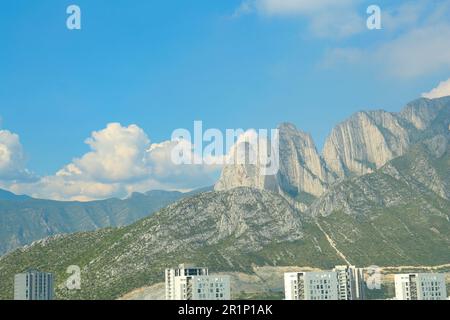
xmin=13 ymin=264 xmax=448 ymax=300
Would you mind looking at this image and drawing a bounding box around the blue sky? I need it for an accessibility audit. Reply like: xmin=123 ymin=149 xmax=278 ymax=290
xmin=1 ymin=0 xmax=450 ymax=200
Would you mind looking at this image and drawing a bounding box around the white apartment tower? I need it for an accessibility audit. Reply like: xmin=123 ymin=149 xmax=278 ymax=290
xmin=14 ymin=269 xmax=54 ymax=300
xmin=285 ymin=266 xmax=366 ymax=300
xmin=395 ymin=273 xmax=447 ymax=300
xmin=333 ymin=265 xmax=365 ymax=300
xmin=165 ymin=264 xmax=231 ymax=300
xmin=284 ymin=271 xmax=339 ymax=300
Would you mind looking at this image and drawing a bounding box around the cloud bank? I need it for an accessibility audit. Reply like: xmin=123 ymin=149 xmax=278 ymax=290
xmin=0 ymin=130 xmax=35 ymax=182
xmin=234 ymin=1 xmax=450 ymax=78
xmin=0 ymin=123 xmax=220 ymax=201
xmin=233 ymin=0 xmax=363 ymax=38
xmin=320 ymin=1 xmax=450 ymax=78
xmin=422 ymin=78 xmax=450 ymax=99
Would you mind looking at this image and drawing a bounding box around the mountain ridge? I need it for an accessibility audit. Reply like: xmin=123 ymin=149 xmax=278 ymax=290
xmin=215 ymin=97 xmax=450 ymax=207
xmin=0 ymin=96 xmax=448 ymax=300
xmin=0 ymin=186 xmax=212 ymax=255
xmin=0 ymin=189 xmax=32 ymax=202
xmin=0 ymin=136 xmax=449 ymax=299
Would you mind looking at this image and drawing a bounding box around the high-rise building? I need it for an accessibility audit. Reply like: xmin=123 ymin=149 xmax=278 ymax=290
xmin=14 ymin=269 xmax=54 ymax=300
xmin=394 ymin=273 xmax=447 ymax=300
xmin=284 ymin=266 xmax=366 ymax=300
xmin=333 ymin=265 xmax=365 ymax=300
xmin=284 ymin=271 xmax=339 ymax=300
xmin=165 ymin=264 xmax=230 ymax=300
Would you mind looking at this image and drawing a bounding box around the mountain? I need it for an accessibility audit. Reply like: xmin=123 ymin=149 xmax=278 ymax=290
xmin=0 ymin=96 xmax=448 ymax=300
xmin=0 ymin=189 xmax=32 ymax=201
xmin=275 ymin=123 xmax=335 ymax=204
xmin=215 ymin=97 xmax=450 ymax=208
xmin=0 ymin=187 xmax=343 ymax=300
xmin=215 ymin=123 xmax=336 ymax=209
xmin=0 ymin=187 xmax=212 ymax=255
xmin=309 ymin=134 xmax=450 ymax=217
xmin=308 ymin=134 xmax=450 ymax=266
xmin=0 ymin=136 xmax=448 ymax=299
xmin=322 ymin=97 xmax=450 ymax=178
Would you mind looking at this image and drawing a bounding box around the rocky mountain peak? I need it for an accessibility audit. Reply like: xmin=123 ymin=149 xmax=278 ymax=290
xmin=322 ymin=109 xmax=411 ymax=177
xmin=215 ymin=97 xmax=449 ymax=211
xmin=400 ymin=97 xmax=449 ymax=130
xmin=215 ymin=122 xmax=333 ymax=208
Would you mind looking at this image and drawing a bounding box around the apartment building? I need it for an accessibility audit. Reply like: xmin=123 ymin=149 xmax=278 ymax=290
xmin=14 ymin=269 xmax=54 ymax=300
xmin=165 ymin=264 xmax=230 ymax=300
xmin=284 ymin=271 xmax=339 ymax=300
xmin=285 ymin=266 xmax=366 ymax=300
xmin=333 ymin=265 xmax=365 ymax=300
xmin=394 ymin=273 xmax=447 ymax=300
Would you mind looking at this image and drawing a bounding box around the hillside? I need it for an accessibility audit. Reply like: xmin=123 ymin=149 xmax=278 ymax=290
xmin=309 ymin=136 xmax=450 ymax=266
xmin=0 ymin=137 xmax=449 ymax=300
xmin=0 ymin=188 xmax=343 ymax=300
xmin=0 ymin=187 xmax=210 ymax=255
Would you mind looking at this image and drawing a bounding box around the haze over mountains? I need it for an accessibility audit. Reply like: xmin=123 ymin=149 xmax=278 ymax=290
xmin=0 ymin=96 xmax=448 ymax=299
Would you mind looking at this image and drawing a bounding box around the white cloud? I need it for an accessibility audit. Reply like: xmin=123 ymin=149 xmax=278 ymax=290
xmin=0 ymin=123 xmax=283 ymax=201
xmin=382 ymin=2 xmax=427 ymax=32
xmin=322 ymin=23 xmax=450 ymax=78
xmin=234 ymin=1 xmax=450 ymax=77
xmin=236 ymin=0 xmax=355 ymax=16
xmin=9 ymin=176 xmax=124 ymax=202
xmin=320 ymin=2 xmax=450 ymax=78
xmin=146 ymin=140 xmax=219 ymax=189
xmin=422 ymin=78 xmax=450 ymax=99
xmin=0 ymin=129 xmax=35 ymax=182
xmin=233 ymin=1 xmax=255 ymax=18
xmin=376 ymin=24 xmax=450 ymax=78
xmin=233 ymin=0 xmax=363 ymax=38
xmin=60 ymin=123 xmax=151 ymax=183
xmin=1 ymin=123 xmax=220 ymax=201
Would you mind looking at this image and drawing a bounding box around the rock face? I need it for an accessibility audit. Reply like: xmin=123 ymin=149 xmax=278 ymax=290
xmin=322 ymin=110 xmax=411 ymax=177
xmin=214 ymin=161 xmax=278 ymax=193
xmin=399 ymin=97 xmax=449 ymax=130
xmin=308 ymin=134 xmax=450 ymax=218
xmin=144 ymin=187 xmax=305 ymax=255
xmin=216 ymin=97 xmax=450 ymax=206
xmin=215 ymin=123 xmax=335 ymax=208
xmin=322 ymin=97 xmax=450 ymax=178
xmin=276 ymin=123 xmax=334 ymax=198
xmin=304 ymin=136 xmax=450 ymax=267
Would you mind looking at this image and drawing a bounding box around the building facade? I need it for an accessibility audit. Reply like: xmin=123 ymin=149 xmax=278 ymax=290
xmin=395 ymin=273 xmax=447 ymax=300
xmin=14 ymin=270 xmax=54 ymax=300
xmin=284 ymin=271 xmax=339 ymax=300
xmin=285 ymin=266 xmax=366 ymax=300
xmin=333 ymin=265 xmax=365 ymax=300
xmin=165 ymin=264 xmax=230 ymax=300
